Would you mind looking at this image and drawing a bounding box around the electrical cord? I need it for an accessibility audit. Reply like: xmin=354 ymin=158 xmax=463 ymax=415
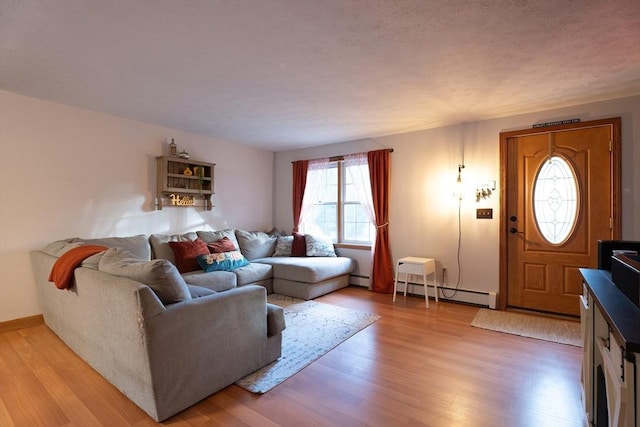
xmin=441 ymin=197 xmax=462 ymax=298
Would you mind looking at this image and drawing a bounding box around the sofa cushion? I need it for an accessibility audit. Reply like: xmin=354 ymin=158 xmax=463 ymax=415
xmin=273 ymin=236 xmax=293 ymax=257
xmin=196 ymin=229 xmax=240 ymax=251
xmin=181 ymin=270 xmax=237 ymax=292
xmin=72 ymin=235 xmax=151 ymax=260
xmin=292 ymin=232 xmax=306 ymax=257
xmin=80 ymin=252 xmax=105 ymax=270
xmin=233 ymin=262 xmax=273 ymax=286
xmin=41 ymin=239 xmax=105 ymax=269
xmin=150 ymin=232 xmax=198 ymax=263
xmin=187 ymin=284 xmax=216 ymax=298
xmin=195 ymin=251 xmax=249 ymax=272
xmin=98 ymin=247 xmax=191 ymax=304
xmin=48 ymin=245 xmax=109 ymax=289
xmin=206 ymin=236 xmax=237 ymax=253
xmin=235 ymin=230 xmax=277 ymax=260
xmin=305 ymin=234 xmax=337 ymax=257
xmin=41 ymin=239 xmax=82 ymax=257
xmin=169 ymin=238 xmax=210 ymax=273
xmin=266 ymin=227 xmax=285 ymax=237
xmin=253 ymin=256 xmax=353 ymax=283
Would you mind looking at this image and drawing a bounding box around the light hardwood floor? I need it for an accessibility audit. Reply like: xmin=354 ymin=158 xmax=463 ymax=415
xmin=0 ymin=286 xmax=587 ymax=426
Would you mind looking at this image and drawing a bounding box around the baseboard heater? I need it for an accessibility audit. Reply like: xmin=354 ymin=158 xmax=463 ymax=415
xmin=350 ymin=275 xmax=493 ymax=307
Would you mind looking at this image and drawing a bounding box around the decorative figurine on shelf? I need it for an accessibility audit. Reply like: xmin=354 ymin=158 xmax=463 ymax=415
xmin=169 ymin=138 xmax=177 ymax=157
xmin=183 ymin=167 xmax=193 ymax=176
xmin=179 ymin=150 xmax=189 ymax=159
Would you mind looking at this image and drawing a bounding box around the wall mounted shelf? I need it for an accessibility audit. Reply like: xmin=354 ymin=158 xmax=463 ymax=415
xmin=156 ymin=156 xmax=215 ymax=210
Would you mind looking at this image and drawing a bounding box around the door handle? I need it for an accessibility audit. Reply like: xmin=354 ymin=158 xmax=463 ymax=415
xmin=509 ymin=227 xmax=523 ymax=234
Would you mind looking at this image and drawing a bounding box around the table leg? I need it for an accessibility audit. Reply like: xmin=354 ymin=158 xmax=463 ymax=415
xmin=433 ymin=264 xmax=438 ymax=303
xmin=403 ymin=272 xmax=409 ymax=297
xmin=433 ymin=268 xmax=438 ymax=302
xmin=393 ymin=262 xmax=401 ymax=302
xmin=422 ymin=268 xmax=429 ymax=308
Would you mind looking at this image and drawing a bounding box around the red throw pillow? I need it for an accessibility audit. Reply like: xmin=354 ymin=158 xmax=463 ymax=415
xmin=168 ymin=238 xmax=210 ymax=273
xmin=291 ymin=232 xmax=306 ymax=257
xmin=207 ymin=236 xmax=237 ymax=253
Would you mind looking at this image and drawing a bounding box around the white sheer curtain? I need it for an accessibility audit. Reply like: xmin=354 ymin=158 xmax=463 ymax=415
xmin=344 ymin=152 xmax=376 ymax=241
xmin=299 ymin=157 xmax=330 ymax=231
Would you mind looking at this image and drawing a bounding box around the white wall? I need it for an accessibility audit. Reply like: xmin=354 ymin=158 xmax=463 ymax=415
xmin=2 ymin=92 xmax=637 ymax=321
xmin=273 ymin=96 xmax=640 ymax=303
xmin=0 ymin=91 xmax=274 ymax=322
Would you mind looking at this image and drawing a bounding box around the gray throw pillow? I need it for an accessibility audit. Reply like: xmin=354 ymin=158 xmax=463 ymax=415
xmin=149 ymin=232 xmax=198 ymax=263
xmin=41 ymin=240 xmax=82 ymax=257
xmin=72 ymin=235 xmax=151 ymax=260
xmin=235 ymin=229 xmax=277 ymax=260
xmin=99 ymin=247 xmax=191 ymax=304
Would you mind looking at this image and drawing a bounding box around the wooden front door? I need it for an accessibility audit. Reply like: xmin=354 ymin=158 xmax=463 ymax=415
xmin=500 ymin=118 xmax=621 ymax=316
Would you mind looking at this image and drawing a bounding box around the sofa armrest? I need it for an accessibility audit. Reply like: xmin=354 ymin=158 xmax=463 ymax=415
xmin=266 ymin=303 xmax=285 ymax=336
xmin=140 ymin=285 xmax=272 ymax=420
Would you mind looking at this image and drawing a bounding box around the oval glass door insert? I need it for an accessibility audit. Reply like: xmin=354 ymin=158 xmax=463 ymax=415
xmin=533 ymin=156 xmax=579 ymax=244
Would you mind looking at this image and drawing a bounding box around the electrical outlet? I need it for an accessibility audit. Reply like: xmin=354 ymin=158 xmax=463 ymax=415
xmin=476 ymin=208 xmax=493 ymax=219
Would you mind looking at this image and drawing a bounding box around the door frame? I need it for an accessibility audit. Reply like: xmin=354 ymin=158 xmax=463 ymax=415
xmin=498 ymin=118 xmax=621 ymax=311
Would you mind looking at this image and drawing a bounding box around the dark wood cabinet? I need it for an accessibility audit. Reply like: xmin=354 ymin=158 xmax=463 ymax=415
xmin=580 ymin=267 xmax=639 ymax=426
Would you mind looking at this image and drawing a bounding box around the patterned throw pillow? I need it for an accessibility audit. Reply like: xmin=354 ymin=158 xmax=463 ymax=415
xmin=305 ymin=234 xmax=337 ymax=257
xmin=206 ymin=236 xmax=237 ymax=253
xmin=196 ymin=251 xmax=250 ymax=272
xmin=273 ymin=236 xmax=293 ymax=257
xmin=196 ymin=229 xmax=239 ymax=250
xmin=168 ymin=238 xmax=210 ymax=273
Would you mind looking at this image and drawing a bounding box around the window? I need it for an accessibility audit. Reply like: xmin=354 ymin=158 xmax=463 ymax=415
xmin=302 ymin=161 xmax=375 ymax=245
xmin=533 ymin=156 xmax=579 ymax=244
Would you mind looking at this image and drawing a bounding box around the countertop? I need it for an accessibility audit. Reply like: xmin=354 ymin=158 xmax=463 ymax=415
xmin=580 ymin=268 xmax=640 ymax=354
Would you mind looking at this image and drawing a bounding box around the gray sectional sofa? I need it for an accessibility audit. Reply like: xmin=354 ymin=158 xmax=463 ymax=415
xmin=30 ymin=228 xmax=354 ymax=422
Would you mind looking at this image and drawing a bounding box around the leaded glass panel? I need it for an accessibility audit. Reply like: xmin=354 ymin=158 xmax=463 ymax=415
xmin=533 ymin=156 xmax=579 ymax=244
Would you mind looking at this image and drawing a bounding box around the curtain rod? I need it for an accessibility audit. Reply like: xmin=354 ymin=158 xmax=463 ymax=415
xmin=292 ymin=148 xmax=393 ymax=164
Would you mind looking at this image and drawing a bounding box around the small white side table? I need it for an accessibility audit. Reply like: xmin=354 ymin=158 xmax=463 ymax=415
xmin=393 ymin=257 xmax=438 ymax=308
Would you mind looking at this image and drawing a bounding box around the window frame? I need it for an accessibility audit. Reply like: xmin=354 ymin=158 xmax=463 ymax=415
xmin=304 ymin=160 xmax=373 ymax=249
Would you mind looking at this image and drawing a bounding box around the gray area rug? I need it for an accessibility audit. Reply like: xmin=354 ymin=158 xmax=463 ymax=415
xmin=235 ymin=294 xmax=380 ymax=393
xmin=471 ymin=308 xmax=581 ymax=346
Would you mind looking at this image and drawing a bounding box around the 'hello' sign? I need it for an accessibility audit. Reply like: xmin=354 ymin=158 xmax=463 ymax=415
xmin=169 ymin=194 xmax=195 ymax=206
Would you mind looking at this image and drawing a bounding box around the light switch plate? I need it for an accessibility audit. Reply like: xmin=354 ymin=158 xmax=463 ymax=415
xmin=476 ymin=208 xmax=493 ymax=219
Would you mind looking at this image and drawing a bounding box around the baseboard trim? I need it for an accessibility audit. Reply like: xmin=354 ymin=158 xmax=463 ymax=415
xmin=0 ymin=314 xmax=44 ymax=334
xmin=350 ymin=274 xmax=491 ymax=307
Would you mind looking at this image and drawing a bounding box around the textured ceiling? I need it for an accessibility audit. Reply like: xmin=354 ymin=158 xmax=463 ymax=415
xmin=1 ymin=0 xmax=639 ymax=151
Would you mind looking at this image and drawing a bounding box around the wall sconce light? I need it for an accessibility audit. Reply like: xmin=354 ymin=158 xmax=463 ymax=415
xmin=476 ymin=180 xmax=496 ymax=202
xmin=453 ymin=164 xmax=465 ymax=200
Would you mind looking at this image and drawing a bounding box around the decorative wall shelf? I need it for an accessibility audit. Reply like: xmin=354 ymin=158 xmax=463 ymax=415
xmin=156 ymin=156 xmax=215 ymax=210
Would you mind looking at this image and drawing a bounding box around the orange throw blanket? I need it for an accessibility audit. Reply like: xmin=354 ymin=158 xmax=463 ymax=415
xmin=48 ymin=245 xmax=108 ymax=289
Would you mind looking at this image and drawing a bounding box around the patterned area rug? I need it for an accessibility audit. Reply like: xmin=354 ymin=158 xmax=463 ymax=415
xmin=471 ymin=308 xmax=581 ymax=346
xmin=235 ymin=294 xmax=380 ymax=393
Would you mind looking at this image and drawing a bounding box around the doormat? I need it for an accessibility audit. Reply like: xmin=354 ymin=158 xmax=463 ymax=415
xmin=235 ymin=294 xmax=380 ymax=393
xmin=471 ymin=308 xmax=581 ymax=347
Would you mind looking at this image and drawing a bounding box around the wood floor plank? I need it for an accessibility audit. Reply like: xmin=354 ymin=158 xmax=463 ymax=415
xmin=31 ymin=364 xmax=104 ymax=426
xmin=0 ymin=396 xmax=16 ymax=427
xmin=0 ymin=286 xmax=587 ymax=426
